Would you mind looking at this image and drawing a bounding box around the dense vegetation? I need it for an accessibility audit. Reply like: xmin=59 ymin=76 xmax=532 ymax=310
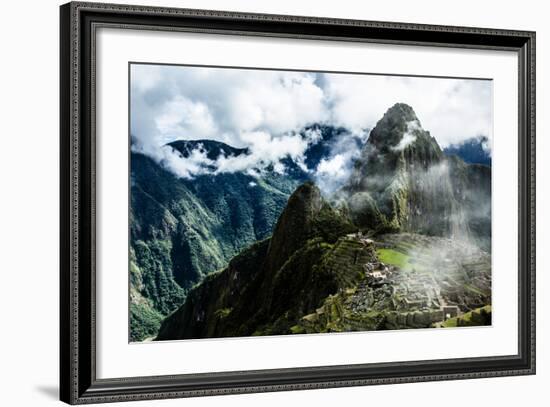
xmin=130 ymin=151 xmax=305 ymax=340
xmin=130 ymin=128 xmax=352 ymax=341
xmin=156 ymin=182 xmax=360 ymax=339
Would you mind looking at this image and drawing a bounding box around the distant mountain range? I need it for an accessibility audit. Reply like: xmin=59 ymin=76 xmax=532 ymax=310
xmin=129 ymin=125 xmax=353 ymax=341
xmin=443 ymin=136 xmax=491 ymax=166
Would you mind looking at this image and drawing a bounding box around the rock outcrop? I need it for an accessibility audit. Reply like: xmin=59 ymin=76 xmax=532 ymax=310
xmin=343 ymin=103 xmax=491 ymax=247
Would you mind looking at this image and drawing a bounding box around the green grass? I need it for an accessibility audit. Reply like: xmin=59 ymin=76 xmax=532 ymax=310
xmin=290 ymin=325 xmax=306 ymax=334
xmin=441 ymin=317 xmax=458 ymax=327
xmin=441 ymin=305 xmax=492 ymax=328
xmin=376 ymin=248 xmax=412 ymax=270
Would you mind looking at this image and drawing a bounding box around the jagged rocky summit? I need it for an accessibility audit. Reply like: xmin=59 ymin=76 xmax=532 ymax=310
xmin=343 ymin=103 xmax=491 ymax=247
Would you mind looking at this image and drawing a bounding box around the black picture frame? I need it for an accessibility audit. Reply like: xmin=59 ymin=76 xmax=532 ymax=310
xmin=60 ymin=2 xmax=536 ymax=404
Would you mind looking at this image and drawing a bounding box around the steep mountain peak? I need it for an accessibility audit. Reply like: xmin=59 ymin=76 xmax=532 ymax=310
xmin=367 ymin=103 xmax=430 ymax=153
xmin=347 ymin=104 xmax=443 ymax=193
xmin=265 ymin=182 xmax=323 ymax=271
xmin=382 ymin=102 xmax=418 ymax=122
xmin=343 ymin=104 xmax=465 ymax=236
xmin=283 ymin=181 xmax=322 ymax=211
xmin=265 ymin=181 xmax=355 ymax=274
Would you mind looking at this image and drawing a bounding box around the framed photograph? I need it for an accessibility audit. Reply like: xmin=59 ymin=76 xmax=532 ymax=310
xmin=60 ymin=1 xmax=535 ymax=404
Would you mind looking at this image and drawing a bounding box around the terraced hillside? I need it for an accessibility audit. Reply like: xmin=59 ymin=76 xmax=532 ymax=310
xmin=296 ymin=233 xmax=491 ymax=333
xmin=157 ymin=187 xmax=492 ymax=340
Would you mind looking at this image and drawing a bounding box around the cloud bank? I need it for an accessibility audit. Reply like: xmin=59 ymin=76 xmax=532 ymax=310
xmin=131 ymin=64 xmax=493 ymax=188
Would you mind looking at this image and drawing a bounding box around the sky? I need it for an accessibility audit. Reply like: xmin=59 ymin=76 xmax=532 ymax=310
xmin=130 ymin=63 xmax=493 ymax=186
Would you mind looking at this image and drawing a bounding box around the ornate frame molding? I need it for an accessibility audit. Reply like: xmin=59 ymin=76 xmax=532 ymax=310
xmin=60 ymin=2 xmax=535 ymax=404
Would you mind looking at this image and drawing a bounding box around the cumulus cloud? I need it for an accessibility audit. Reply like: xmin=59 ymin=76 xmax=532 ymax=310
xmin=323 ymin=74 xmax=492 ymax=148
xmin=311 ymin=129 xmax=368 ymax=193
xmin=131 ymin=64 xmax=327 ymax=146
xmin=315 ymin=154 xmax=347 ymax=189
xmin=391 ymin=120 xmax=421 ymax=151
xmin=154 ymin=96 xmax=218 ymax=140
xmin=154 ymin=144 xmax=215 ymax=180
xmin=214 ymin=131 xmax=310 ymax=175
xmin=130 ymin=64 xmax=493 ymax=187
xmin=131 ymin=64 xmax=330 ymax=179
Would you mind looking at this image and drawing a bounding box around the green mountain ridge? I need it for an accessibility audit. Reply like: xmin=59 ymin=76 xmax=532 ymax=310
xmin=168 ymin=139 xmax=249 ymax=161
xmin=130 ymin=125 xmax=369 ymax=341
xmin=130 ymin=152 xmax=303 ymax=341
